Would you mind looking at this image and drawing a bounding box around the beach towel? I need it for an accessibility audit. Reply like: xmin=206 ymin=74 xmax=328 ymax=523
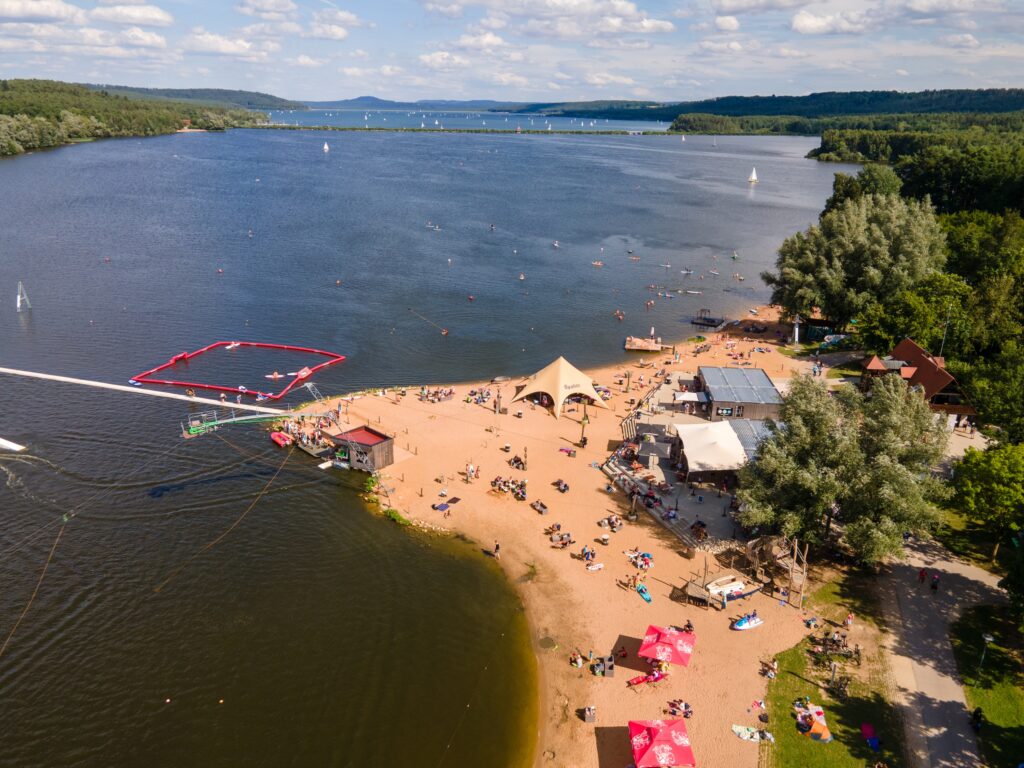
xmin=732 ymin=725 xmax=761 ymax=742
xmin=432 ymin=503 xmax=449 ymax=512
xmin=447 ymin=497 xmax=461 ymax=504
xmin=861 ymin=723 xmax=880 ymax=751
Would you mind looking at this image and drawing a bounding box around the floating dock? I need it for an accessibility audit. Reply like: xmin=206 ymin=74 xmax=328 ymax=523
xmin=624 ymin=336 xmax=667 ymax=352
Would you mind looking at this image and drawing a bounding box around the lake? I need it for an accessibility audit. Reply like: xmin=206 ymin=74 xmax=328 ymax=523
xmin=266 ymin=108 xmax=668 ymax=133
xmin=0 ymin=129 xmax=852 ymax=767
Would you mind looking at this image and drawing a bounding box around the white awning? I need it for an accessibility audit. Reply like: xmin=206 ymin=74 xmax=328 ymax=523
xmin=672 ymin=421 xmax=747 ymax=472
xmin=673 ymin=391 xmax=709 ymax=403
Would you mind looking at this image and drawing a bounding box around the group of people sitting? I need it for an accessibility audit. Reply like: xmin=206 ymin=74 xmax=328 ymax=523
xmin=667 ymin=699 xmax=693 ymax=718
xmin=466 ymin=387 xmax=493 ymax=405
xmin=625 ymin=549 xmax=654 ymax=570
xmin=419 ymin=386 xmax=455 ymax=403
xmin=554 ymin=479 xmax=569 ymax=493
xmin=491 ymin=476 xmax=527 ymax=500
xmin=508 ymin=455 xmax=526 ymax=470
xmin=599 ymin=514 xmax=623 ymax=532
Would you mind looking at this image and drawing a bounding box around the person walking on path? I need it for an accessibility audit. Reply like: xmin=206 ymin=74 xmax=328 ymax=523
xmin=931 ymin=573 xmax=940 ymax=594
xmin=918 ymin=568 xmax=927 ymax=585
xmin=844 ymin=612 xmax=854 ymax=629
xmin=493 ymin=541 xmax=500 ymax=560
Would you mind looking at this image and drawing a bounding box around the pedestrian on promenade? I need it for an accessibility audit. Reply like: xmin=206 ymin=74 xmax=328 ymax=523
xmin=918 ymin=568 xmax=927 ymax=584
xmin=931 ymin=573 xmax=940 ymax=593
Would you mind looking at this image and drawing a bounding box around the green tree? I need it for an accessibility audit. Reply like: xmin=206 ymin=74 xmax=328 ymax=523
xmin=954 ymin=444 xmax=1024 ymax=560
xmin=763 ymin=194 xmax=947 ymax=329
xmin=960 ymin=340 xmax=1024 ymax=445
xmin=738 ymin=376 xmax=859 ymax=545
xmin=823 ymin=164 xmax=903 ymax=214
xmin=739 ymin=375 xmax=949 ymax=564
xmin=857 ymin=272 xmax=974 ymax=356
xmin=843 ymin=375 xmax=949 ymax=562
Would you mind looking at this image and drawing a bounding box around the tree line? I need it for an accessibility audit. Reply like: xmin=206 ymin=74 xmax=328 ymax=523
xmin=0 ymin=79 xmax=265 ymax=157
xmin=750 ymin=122 xmax=1024 ymax=617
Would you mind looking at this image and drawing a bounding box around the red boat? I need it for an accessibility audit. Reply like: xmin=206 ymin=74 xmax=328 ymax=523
xmin=270 ymin=432 xmax=294 ymax=447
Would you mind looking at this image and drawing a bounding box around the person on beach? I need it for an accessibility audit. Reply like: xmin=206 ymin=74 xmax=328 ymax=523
xmin=493 ymin=541 xmax=500 ymax=560
xmin=844 ymin=612 xmax=854 ymax=628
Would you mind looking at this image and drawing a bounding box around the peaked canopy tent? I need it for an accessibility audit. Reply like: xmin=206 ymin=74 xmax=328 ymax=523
xmin=510 ymin=356 xmax=609 ymax=419
xmin=629 ymin=719 xmax=696 ymax=767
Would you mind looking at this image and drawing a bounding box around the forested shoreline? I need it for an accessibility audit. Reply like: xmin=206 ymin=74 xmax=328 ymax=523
xmin=0 ymin=79 xmax=266 ymax=158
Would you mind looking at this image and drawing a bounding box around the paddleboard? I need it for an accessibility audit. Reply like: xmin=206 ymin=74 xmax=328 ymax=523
xmin=637 ymin=584 xmax=652 ymax=603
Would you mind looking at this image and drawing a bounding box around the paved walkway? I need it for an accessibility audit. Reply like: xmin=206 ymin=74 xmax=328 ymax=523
xmin=878 ymin=539 xmax=1006 ymax=768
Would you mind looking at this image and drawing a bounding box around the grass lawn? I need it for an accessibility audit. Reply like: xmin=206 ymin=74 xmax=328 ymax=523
xmin=949 ymin=604 xmax=1024 ymax=768
xmin=761 ymin=574 xmax=906 ymax=768
xmin=826 ymin=363 xmax=863 ymax=380
xmin=934 ymin=508 xmax=1012 ymax=575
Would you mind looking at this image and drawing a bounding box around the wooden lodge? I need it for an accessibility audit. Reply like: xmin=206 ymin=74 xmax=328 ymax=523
xmin=327 ymin=425 xmax=395 ymax=473
xmin=862 ymin=338 xmax=976 ymax=420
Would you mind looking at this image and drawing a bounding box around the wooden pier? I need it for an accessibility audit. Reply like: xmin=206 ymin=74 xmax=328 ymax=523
xmin=624 ymin=336 xmax=668 ymax=352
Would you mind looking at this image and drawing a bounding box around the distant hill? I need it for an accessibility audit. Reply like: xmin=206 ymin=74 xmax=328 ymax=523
xmin=84 ymin=84 xmax=306 ymax=111
xmin=305 ymin=95 xmax=525 ymax=111
xmin=517 ymin=89 xmax=1024 ymax=122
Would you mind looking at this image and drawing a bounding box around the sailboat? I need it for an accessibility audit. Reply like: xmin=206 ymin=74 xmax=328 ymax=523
xmin=712 ymin=137 xmax=718 ymax=147
xmin=16 ymin=281 xmax=31 ymax=312
xmin=748 ymin=167 xmax=758 ymax=184
xmin=323 ymin=142 xmax=330 ymax=153
xmin=680 ymin=135 xmax=686 ymax=143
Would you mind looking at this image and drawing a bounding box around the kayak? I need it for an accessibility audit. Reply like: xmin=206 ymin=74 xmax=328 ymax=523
xmin=270 ymin=432 xmax=293 ymax=447
xmin=732 ymin=615 xmax=764 ymax=631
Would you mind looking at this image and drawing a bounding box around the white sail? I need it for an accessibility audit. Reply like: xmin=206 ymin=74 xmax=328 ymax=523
xmin=748 ymin=167 xmax=758 ymax=184
xmin=16 ymin=280 xmax=31 ymax=312
xmin=323 ymin=142 xmax=330 ymax=153
xmin=680 ymin=135 xmax=686 ymax=142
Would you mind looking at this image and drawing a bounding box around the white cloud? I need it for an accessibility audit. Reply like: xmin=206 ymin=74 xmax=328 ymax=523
xmin=305 ymin=8 xmax=364 ymax=40
xmin=349 ymin=47 xmax=368 ymax=58
xmin=449 ymin=0 xmax=673 ymax=40
xmin=714 ymin=14 xmax=740 ymax=30
xmin=241 ymin=21 xmax=301 ymax=36
xmin=182 ymin=26 xmax=263 ymax=59
xmin=939 ymin=32 xmax=980 ymax=47
xmin=904 ymin=0 xmax=1001 ymax=12
xmin=699 ymin=38 xmax=745 ymax=52
xmin=584 ymin=71 xmax=634 ymax=85
xmin=456 ymin=30 xmax=506 ymax=48
xmin=119 ymin=24 xmax=164 ymax=46
xmin=490 ymin=72 xmax=527 ymax=86
xmin=896 ymin=67 xmax=909 ymax=75
xmin=234 ymin=0 xmax=296 ymax=21
xmin=288 ymin=53 xmax=324 ymax=66
xmin=791 ymin=9 xmax=871 ymax=34
xmin=418 ymin=49 xmax=469 ymax=68
xmin=0 ymin=0 xmax=85 ymax=23
xmin=89 ymin=4 xmax=172 ymax=27
xmin=774 ymin=45 xmax=807 ymax=57
xmin=586 ymin=37 xmax=651 ymax=48
xmin=424 ymin=1 xmax=462 ymax=17
xmin=340 ymin=64 xmax=402 ymax=77
xmin=712 ymin=0 xmax=808 ymax=11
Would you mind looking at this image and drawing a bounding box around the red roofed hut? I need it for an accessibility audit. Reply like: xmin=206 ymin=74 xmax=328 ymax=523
xmin=328 ymin=425 xmax=395 ymax=473
xmin=862 ymin=338 xmax=975 ymax=419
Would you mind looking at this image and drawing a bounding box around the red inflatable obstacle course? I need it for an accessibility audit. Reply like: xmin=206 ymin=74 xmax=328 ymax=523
xmin=132 ymin=341 xmax=345 ymax=401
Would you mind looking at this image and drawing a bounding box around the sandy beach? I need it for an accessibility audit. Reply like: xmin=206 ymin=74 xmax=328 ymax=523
xmin=296 ymin=306 xmax=828 ymax=767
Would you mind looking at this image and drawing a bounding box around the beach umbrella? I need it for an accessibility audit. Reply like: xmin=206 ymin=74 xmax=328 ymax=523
xmin=638 ymin=625 xmax=696 ymax=667
xmin=628 ymin=719 xmax=696 ymax=767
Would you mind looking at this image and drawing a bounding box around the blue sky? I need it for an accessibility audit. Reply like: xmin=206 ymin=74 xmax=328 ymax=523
xmin=0 ymin=0 xmax=1021 ymax=101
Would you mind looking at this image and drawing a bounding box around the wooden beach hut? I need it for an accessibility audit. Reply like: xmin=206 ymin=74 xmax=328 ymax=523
xmin=328 ymin=426 xmax=395 ymax=473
